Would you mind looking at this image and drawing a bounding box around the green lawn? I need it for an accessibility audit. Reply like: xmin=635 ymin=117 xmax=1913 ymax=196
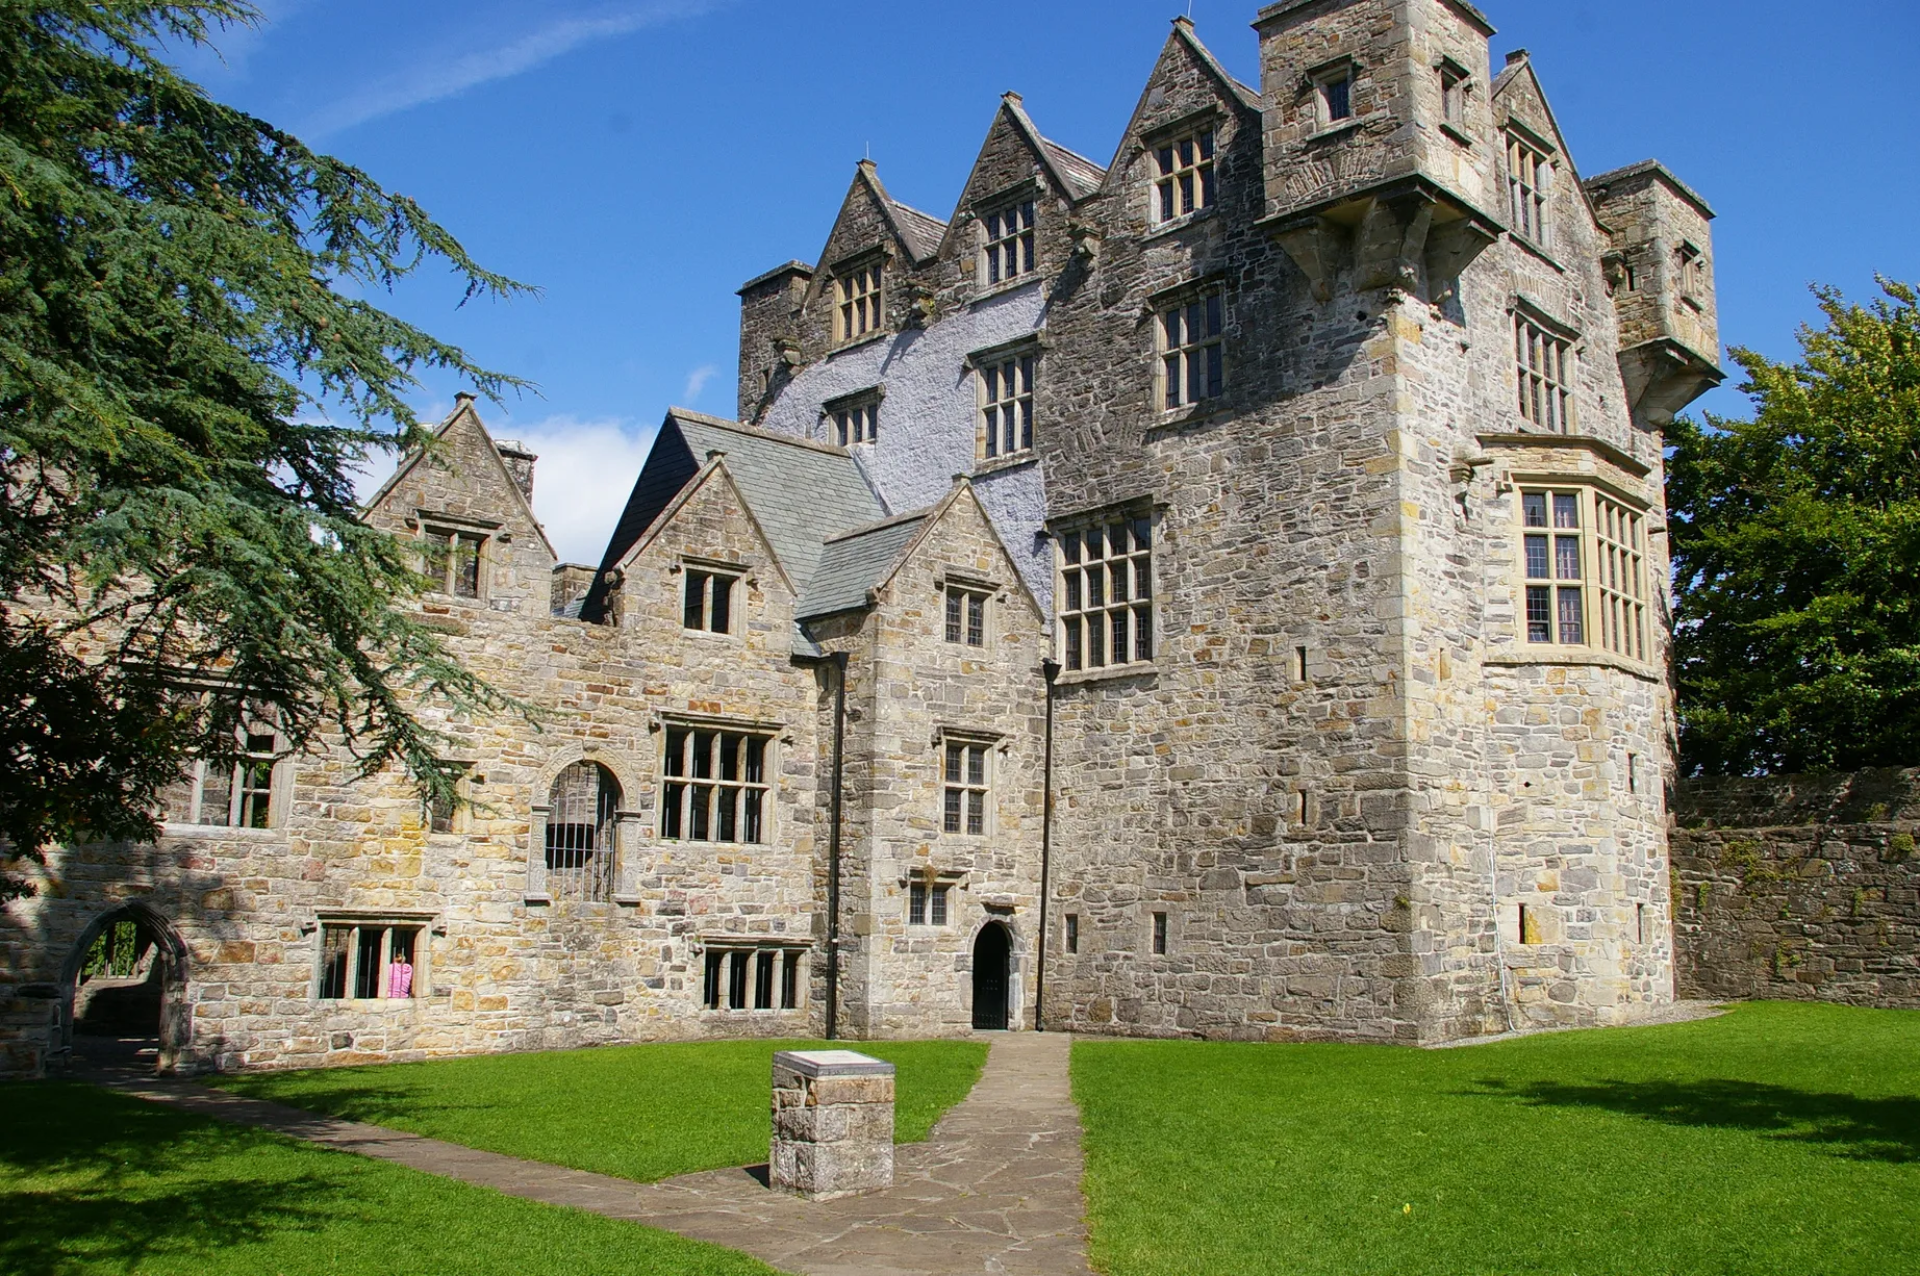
xmin=215 ymin=1038 xmax=987 ymax=1184
xmin=1074 ymin=1002 xmax=1920 ymax=1276
xmin=0 ymin=1081 xmax=780 ymax=1276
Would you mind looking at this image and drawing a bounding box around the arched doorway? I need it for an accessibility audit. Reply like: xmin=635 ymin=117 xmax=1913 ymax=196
xmin=971 ymin=922 xmax=1012 ymax=1031
xmin=60 ymin=904 xmax=189 ymax=1073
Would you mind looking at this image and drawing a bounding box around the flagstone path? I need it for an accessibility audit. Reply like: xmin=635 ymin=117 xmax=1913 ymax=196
xmin=89 ymin=1030 xmax=1093 ymax=1276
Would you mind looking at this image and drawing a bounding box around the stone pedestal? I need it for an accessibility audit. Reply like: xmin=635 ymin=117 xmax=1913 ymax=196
xmin=769 ymin=1049 xmax=895 ymax=1200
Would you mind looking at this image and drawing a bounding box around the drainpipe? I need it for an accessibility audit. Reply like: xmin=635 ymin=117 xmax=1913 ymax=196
xmin=825 ymin=650 xmax=849 ymax=1040
xmin=1034 ymin=658 xmax=1061 ymax=1030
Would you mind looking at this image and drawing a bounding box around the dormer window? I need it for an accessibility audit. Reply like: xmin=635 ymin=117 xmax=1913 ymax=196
xmin=1506 ymin=130 xmax=1554 ymax=247
xmin=982 ymin=199 xmax=1036 ymax=285
xmin=836 ymin=261 xmax=884 ymax=344
xmin=1151 ymin=128 xmax=1215 ymax=224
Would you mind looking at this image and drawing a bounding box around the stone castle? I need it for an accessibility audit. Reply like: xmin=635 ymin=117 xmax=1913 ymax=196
xmin=2 ymin=0 xmax=1723 ymax=1076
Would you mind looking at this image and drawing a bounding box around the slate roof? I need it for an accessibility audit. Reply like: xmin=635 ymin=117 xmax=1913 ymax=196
xmin=797 ymin=511 xmax=929 ymax=620
xmin=886 ymin=199 xmax=950 ymax=262
xmin=667 ymin=411 xmax=888 ymax=595
xmin=1039 ymin=138 xmax=1108 ymax=200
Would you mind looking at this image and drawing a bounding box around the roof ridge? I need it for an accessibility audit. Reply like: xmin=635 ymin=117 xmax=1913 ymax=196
xmin=1038 ymin=134 xmax=1106 ymax=173
xmin=669 ymin=409 xmax=852 ymax=458
xmin=821 ymin=506 xmax=932 ymax=544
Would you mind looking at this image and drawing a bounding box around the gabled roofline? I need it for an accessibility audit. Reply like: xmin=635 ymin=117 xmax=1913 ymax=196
xmin=665 ymin=406 xmax=852 ymax=459
xmin=359 ymin=395 xmax=557 ymax=560
xmin=866 ymin=478 xmax=1048 ymax=625
xmin=1491 ymin=52 xmax=1604 ymax=234
xmin=611 ymin=455 xmax=798 ymax=598
xmin=1102 ymin=18 xmax=1261 ymax=189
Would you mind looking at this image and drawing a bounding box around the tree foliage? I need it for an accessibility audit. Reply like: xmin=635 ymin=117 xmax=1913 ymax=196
xmin=0 ymin=1 xmax=532 ymax=895
xmin=1668 ymin=279 xmax=1920 ymax=775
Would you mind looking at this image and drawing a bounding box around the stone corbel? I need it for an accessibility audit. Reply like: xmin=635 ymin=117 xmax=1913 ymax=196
xmin=1068 ymin=221 xmax=1101 ymax=267
xmin=1618 ymin=338 xmax=1725 ymax=430
xmin=905 ymin=283 xmax=936 ymax=330
xmin=1273 ymin=219 xmax=1338 ymax=303
xmin=1353 ymin=195 xmax=1433 ymax=295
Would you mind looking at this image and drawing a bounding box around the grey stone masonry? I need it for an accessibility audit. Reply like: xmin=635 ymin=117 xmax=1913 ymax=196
xmin=770 ymin=1049 xmax=896 ymax=1200
xmin=1671 ymin=769 xmax=1920 ymax=1008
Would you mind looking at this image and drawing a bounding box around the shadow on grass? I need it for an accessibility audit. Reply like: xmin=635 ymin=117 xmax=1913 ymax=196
xmin=0 ymin=1176 xmax=342 ymax=1276
xmin=1474 ymin=1077 xmax=1920 ymax=1163
xmin=213 ymin=1079 xmax=497 ymax=1128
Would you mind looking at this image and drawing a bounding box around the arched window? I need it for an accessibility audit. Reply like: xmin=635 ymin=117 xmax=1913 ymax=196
xmin=545 ymin=762 xmax=620 ymax=902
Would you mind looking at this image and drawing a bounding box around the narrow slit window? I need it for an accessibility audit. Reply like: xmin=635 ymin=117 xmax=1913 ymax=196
xmin=1296 ymin=645 xmax=1309 ymax=682
xmin=1065 ymin=914 xmax=1080 ymax=954
xmin=1151 ymin=911 xmax=1168 ymax=956
xmin=1321 ymin=73 xmax=1353 ymax=124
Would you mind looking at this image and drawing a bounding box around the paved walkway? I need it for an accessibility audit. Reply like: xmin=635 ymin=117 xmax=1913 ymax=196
xmin=90 ymin=1031 xmax=1093 ymax=1276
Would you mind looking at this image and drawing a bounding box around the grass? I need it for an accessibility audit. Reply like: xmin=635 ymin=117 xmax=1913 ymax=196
xmin=1074 ymin=1002 xmax=1920 ymax=1276
xmin=0 ymin=1081 xmax=780 ymax=1276
xmin=214 ymin=1038 xmax=988 ymax=1184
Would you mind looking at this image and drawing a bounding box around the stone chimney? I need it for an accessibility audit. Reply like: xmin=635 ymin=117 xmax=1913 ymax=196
xmin=493 ymin=439 xmax=537 ymax=501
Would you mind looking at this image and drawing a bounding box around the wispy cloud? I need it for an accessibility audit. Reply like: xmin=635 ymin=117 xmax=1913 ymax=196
xmin=303 ymin=1 xmax=718 ymax=138
xmin=683 ymin=364 xmax=718 ymax=404
xmin=514 ymin=416 xmax=656 ymax=564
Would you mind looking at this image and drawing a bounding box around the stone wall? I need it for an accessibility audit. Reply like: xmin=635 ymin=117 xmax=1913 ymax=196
xmin=1671 ymin=769 xmax=1920 ymax=1007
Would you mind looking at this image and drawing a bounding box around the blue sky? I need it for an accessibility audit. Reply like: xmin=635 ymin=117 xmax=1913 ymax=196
xmin=180 ymin=0 xmax=1920 ymax=563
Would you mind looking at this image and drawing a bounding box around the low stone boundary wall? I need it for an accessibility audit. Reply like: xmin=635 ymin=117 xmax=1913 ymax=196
xmin=1671 ymin=768 xmax=1920 ymax=1006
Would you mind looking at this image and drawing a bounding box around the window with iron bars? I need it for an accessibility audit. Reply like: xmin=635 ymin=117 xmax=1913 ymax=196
xmin=660 ymin=727 xmax=770 ymax=844
xmin=702 ymin=946 xmax=803 ymax=1011
xmin=318 ymin=921 xmax=422 ymax=1000
xmin=982 ymin=198 xmax=1036 ymax=285
xmin=1058 ymin=513 xmax=1154 ymax=672
xmin=943 ymin=740 xmax=990 ymax=836
xmin=1152 ymin=128 xmax=1215 ymax=224
xmin=545 ymin=761 xmax=620 ymax=902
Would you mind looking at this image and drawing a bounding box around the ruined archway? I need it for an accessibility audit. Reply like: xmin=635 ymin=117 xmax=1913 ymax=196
xmin=59 ymin=903 xmax=190 ymax=1074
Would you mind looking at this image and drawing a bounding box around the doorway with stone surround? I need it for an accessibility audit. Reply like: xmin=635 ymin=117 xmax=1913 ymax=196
xmin=971 ymin=921 xmax=1011 ymax=1030
xmin=59 ymin=902 xmax=191 ymax=1074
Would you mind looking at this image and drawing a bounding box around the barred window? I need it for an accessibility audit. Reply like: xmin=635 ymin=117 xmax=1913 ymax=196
xmin=832 ymin=400 xmax=879 ymax=446
xmin=1593 ymin=494 xmax=1649 ymax=661
xmin=908 ymin=881 xmax=951 ymax=926
xmin=945 ymin=586 xmax=987 ymax=648
xmin=702 ymin=945 xmax=802 ymax=1011
xmin=1507 ymin=131 xmax=1553 ymax=246
xmin=980 ymin=353 xmax=1034 ymax=459
xmin=318 ymin=922 xmax=421 ymax=1000
xmin=1058 ymin=514 xmax=1154 ymax=672
xmin=683 ymin=568 xmax=737 ymax=634
xmin=1152 ymin=128 xmax=1215 ymax=223
xmin=1515 ymin=315 xmax=1573 ymax=433
xmin=1523 ymin=491 xmax=1586 ymax=646
xmin=983 ymin=199 xmax=1036 ymax=285
xmin=161 ymin=731 xmax=277 ymax=829
xmin=943 ymin=741 xmax=989 ymax=836
xmin=425 ymin=527 xmax=485 ymax=600
xmin=1160 ymin=291 xmax=1225 ymax=411
xmin=836 ymin=263 xmax=884 ymax=343
xmin=545 ymin=761 xmax=620 ymax=902
xmin=661 ymin=727 xmax=770 ymax=844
